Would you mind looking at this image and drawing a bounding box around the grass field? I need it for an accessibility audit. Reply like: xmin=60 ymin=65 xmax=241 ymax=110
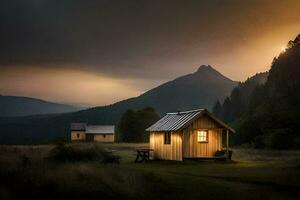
xmin=0 ymin=143 xmax=299 ymax=200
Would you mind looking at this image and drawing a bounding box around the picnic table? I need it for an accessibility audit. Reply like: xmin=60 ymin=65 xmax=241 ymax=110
xmin=134 ymin=148 xmax=153 ymax=163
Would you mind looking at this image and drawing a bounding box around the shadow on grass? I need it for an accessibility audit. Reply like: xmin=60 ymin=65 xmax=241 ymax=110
xmin=135 ymin=159 xmax=239 ymax=165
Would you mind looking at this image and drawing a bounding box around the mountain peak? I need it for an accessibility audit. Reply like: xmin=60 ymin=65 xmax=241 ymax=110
xmin=193 ymin=64 xmax=235 ymax=83
xmin=195 ymin=65 xmax=222 ymax=76
xmin=197 ymin=65 xmax=214 ymax=72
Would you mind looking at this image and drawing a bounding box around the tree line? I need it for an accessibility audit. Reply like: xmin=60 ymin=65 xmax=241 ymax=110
xmin=116 ymin=107 xmax=160 ymax=142
xmin=213 ymin=34 xmax=300 ymax=149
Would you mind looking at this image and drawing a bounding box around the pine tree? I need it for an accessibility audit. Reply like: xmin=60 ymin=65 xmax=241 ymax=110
xmin=212 ymin=100 xmax=223 ymax=119
xmin=222 ymin=97 xmax=232 ymax=122
xmin=230 ymin=88 xmax=243 ymax=119
xmin=117 ymin=107 xmax=160 ymax=142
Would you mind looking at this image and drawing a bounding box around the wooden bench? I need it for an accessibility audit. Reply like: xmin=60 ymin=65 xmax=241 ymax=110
xmin=214 ymin=150 xmax=233 ymax=160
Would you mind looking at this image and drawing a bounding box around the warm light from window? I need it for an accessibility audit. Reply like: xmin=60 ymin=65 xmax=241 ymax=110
xmin=197 ymin=130 xmax=208 ymax=142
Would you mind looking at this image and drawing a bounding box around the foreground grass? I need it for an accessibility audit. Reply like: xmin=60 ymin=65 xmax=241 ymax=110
xmin=117 ymin=147 xmax=300 ymax=200
xmin=0 ymin=143 xmax=299 ymax=200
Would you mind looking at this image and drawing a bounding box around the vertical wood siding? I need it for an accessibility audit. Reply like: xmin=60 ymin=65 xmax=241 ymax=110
xmin=71 ymin=131 xmax=115 ymax=142
xmin=150 ymin=114 xmax=225 ymax=160
xmin=150 ymin=131 xmax=183 ymax=161
xmin=183 ymin=115 xmax=223 ymax=158
xmin=71 ymin=131 xmax=86 ymax=141
xmin=93 ymin=134 xmax=115 ymax=142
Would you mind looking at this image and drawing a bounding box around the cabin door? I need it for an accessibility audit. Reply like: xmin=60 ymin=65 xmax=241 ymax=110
xmin=86 ymin=134 xmax=94 ymax=142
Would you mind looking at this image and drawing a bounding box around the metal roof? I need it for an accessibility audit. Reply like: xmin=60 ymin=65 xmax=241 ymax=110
xmin=146 ymin=109 xmax=204 ymax=132
xmin=71 ymin=123 xmax=86 ymax=131
xmin=146 ymin=109 xmax=235 ymax=133
xmin=85 ymin=125 xmax=115 ymax=134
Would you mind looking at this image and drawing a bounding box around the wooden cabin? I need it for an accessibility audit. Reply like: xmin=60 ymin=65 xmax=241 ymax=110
xmin=85 ymin=125 xmax=115 ymax=142
xmin=71 ymin=123 xmax=115 ymax=142
xmin=146 ymin=109 xmax=235 ymax=161
xmin=71 ymin=123 xmax=87 ymax=141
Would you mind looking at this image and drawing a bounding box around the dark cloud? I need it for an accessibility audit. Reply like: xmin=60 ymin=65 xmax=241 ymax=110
xmin=0 ymin=0 xmax=300 ymax=79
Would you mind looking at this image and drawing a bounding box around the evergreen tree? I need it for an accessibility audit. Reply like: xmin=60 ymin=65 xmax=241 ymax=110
xmin=222 ymin=97 xmax=232 ymax=122
xmin=236 ymin=34 xmax=300 ymax=149
xmin=229 ymin=87 xmax=243 ymax=119
xmin=117 ymin=109 xmax=138 ymax=142
xmin=117 ymin=107 xmax=160 ymax=142
xmin=212 ymin=100 xmax=223 ymax=118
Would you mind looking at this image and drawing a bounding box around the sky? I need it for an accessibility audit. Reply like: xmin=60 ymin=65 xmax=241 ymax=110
xmin=0 ymin=0 xmax=300 ymax=106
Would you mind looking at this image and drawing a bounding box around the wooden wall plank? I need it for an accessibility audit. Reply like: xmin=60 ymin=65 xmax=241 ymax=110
xmin=183 ymin=114 xmax=223 ymax=158
xmin=150 ymin=114 xmax=225 ymax=160
xmin=149 ymin=131 xmax=183 ymax=161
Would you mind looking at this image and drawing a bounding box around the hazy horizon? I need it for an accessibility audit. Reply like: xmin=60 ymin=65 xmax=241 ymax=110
xmin=0 ymin=63 xmax=268 ymax=107
xmin=1 ymin=0 xmax=300 ymax=106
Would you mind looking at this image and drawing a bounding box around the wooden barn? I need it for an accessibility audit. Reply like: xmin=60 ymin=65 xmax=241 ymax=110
xmin=71 ymin=123 xmax=115 ymax=142
xmin=146 ymin=109 xmax=235 ymax=161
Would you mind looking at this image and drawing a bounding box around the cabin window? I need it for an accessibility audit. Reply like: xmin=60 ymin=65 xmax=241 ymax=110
xmin=164 ymin=132 xmax=171 ymax=144
xmin=76 ymin=133 xmax=80 ymax=139
xmin=103 ymin=134 xmax=106 ymax=138
xmin=197 ymin=130 xmax=208 ymax=142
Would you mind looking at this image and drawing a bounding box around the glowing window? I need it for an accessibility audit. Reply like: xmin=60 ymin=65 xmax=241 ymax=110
xmin=197 ymin=130 xmax=208 ymax=142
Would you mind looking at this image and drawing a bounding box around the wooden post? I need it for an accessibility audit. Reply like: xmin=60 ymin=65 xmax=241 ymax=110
xmin=226 ymin=129 xmax=229 ymax=157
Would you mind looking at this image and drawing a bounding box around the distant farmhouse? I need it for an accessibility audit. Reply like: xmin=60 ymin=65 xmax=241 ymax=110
xmin=71 ymin=123 xmax=115 ymax=142
xmin=146 ymin=109 xmax=235 ymax=161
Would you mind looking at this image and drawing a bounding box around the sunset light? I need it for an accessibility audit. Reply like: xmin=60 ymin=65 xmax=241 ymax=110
xmin=281 ymin=46 xmax=287 ymax=52
xmin=0 ymin=1 xmax=300 ymax=199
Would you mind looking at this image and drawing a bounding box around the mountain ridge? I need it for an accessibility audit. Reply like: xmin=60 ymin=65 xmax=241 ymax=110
xmin=0 ymin=95 xmax=84 ymax=117
xmin=0 ymin=65 xmax=238 ymax=144
xmin=82 ymin=65 xmax=238 ymax=115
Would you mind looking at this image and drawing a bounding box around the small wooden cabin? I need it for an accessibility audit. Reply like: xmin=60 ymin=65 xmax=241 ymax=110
xmin=71 ymin=123 xmax=115 ymax=142
xmin=71 ymin=123 xmax=87 ymax=141
xmin=146 ymin=109 xmax=235 ymax=161
xmin=85 ymin=125 xmax=115 ymax=142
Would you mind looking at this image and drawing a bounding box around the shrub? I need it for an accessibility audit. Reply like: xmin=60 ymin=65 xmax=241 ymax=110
xmin=18 ymin=155 xmax=30 ymax=169
xmin=252 ymin=136 xmax=265 ymax=149
xmin=270 ymin=129 xmax=294 ymax=149
xmin=292 ymin=136 xmax=300 ymax=149
xmin=47 ymin=143 xmax=119 ymax=163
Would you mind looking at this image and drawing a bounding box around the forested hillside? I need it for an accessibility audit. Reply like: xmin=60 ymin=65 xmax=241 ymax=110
xmin=213 ymin=72 xmax=268 ymax=123
xmin=214 ymin=34 xmax=300 ymax=149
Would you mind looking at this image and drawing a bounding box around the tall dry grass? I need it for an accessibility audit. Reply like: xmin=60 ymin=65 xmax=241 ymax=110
xmin=0 ymin=144 xmax=168 ymax=200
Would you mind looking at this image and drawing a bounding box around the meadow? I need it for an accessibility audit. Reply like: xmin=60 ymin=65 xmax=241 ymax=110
xmin=0 ymin=143 xmax=299 ymax=200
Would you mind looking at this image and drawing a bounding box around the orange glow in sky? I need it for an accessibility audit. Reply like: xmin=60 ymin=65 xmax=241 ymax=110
xmin=0 ymin=67 xmax=160 ymax=106
xmin=1 ymin=1 xmax=300 ymax=106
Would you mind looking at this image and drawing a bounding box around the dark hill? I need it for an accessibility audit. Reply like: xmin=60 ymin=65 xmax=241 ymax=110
xmin=0 ymin=95 xmax=84 ymax=117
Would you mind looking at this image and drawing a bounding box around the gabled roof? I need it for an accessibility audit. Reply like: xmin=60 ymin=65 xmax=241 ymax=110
xmin=85 ymin=125 xmax=115 ymax=134
xmin=146 ymin=109 xmax=235 ymax=133
xmin=71 ymin=123 xmax=86 ymax=131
